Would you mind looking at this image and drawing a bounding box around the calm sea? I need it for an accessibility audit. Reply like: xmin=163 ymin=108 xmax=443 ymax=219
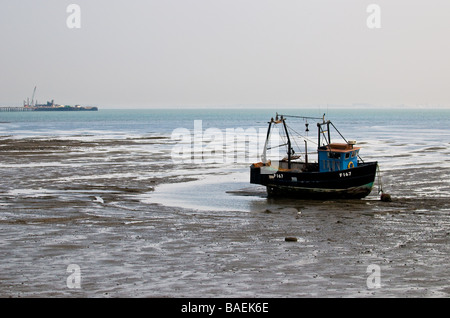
xmin=1 ymin=107 xmax=449 ymax=138
xmin=1 ymin=107 xmax=449 ymax=164
xmin=0 ymin=107 xmax=447 ymax=132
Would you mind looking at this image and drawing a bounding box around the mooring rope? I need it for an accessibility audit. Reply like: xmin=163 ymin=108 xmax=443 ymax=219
xmin=376 ymin=164 xmax=384 ymax=194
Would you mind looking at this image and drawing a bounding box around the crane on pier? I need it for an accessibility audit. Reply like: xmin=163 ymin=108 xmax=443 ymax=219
xmin=31 ymin=86 xmax=37 ymax=107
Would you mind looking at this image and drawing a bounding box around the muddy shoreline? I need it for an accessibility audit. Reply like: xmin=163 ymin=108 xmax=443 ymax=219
xmin=0 ymin=136 xmax=449 ymax=297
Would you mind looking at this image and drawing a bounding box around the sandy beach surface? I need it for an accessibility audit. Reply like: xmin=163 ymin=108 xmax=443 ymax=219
xmin=0 ymin=136 xmax=449 ymax=297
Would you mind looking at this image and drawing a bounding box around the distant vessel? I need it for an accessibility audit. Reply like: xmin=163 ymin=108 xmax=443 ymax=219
xmin=250 ymin=113 xmax=379 ymax=199
xmin=25 ymin=100 xmax=98 ymax=111
xmin=22 ymin=86 xmax=98 ymax=111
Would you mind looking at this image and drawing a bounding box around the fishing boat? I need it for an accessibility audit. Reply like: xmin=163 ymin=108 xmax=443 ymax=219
xmin=250 ymin=114 xmax=379 ymax=199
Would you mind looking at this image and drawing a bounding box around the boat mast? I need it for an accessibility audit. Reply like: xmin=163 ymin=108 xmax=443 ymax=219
xmin=268 ymin=114 xmax=325 ymax=167
xmin=281 ymin=116 xmax=292 ymax=169
xmin=317 ymin=120 xmax=331 ymax=147
xmin=304 ymin=140 xmax=308 ymax=165
xmin=261 ymin=115 xmax=293 ymax=167
xmin=261 ymin=119 xmax=273 ymax=164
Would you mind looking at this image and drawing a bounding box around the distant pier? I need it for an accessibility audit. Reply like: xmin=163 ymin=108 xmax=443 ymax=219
xmin=3 ymin=87 xmax=98 ymax=112
xmin=0 ymin=106 xmax=98 ymax=112
xmin=0 ymin=107 xmax=33 ymax=112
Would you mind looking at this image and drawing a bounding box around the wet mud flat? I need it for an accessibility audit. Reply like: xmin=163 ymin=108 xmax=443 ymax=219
xmin=0 ymin=136 xmax=449 ymax=297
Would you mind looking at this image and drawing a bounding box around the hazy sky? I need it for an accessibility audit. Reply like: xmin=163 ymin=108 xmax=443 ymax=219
xmin=1 ymin=0 xmax=449 ymax=108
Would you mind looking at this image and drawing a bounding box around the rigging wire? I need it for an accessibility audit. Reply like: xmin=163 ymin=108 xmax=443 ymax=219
xmin=285 ymin=123 xmax=317 ymax=146
xmin=265 ymin=115 xmax=368 ymax=164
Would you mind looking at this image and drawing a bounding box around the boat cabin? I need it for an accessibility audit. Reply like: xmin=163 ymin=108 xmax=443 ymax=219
xmin=318 ymin=142 xmax=360 ymax=172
